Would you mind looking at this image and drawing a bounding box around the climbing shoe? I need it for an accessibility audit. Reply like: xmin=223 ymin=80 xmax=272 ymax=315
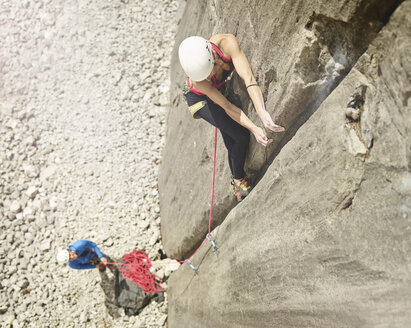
xmin=232 ymin=177 xmax=252 ymax=202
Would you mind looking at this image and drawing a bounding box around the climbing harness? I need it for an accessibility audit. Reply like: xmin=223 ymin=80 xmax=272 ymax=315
xmin=188 ymin=99 xmax=207 ymax=119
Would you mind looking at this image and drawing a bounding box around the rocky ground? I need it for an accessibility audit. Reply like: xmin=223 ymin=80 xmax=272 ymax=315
xmin=0 ymin=0 xmax=180 ymax=327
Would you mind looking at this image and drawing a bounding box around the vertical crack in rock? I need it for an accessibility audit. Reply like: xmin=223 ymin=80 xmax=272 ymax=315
xmin=256 ymin=0 xmax=403 ymax=184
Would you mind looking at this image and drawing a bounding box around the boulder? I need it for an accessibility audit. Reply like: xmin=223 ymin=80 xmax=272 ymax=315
xmin=159 ymin=0 xmax=403 ymax=260
xmin=163 ymin=1 xmax=411 ymax=327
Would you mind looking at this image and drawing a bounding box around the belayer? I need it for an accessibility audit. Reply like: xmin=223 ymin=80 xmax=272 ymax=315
xmin=179 ymin=34 xmax=285 ymax=201
xmin=57 ymin=239 xmax=110 ymax=271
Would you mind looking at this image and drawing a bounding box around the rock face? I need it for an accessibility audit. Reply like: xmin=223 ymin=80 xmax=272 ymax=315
xmin=159 ymin=0 xmax=410 ymax=327
xmin=159 ymin=0 xmax=404 ymax=260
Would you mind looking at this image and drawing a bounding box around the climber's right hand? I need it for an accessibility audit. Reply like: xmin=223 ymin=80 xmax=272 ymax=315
xmin=253 ymin=127 xmax=272 ymax=147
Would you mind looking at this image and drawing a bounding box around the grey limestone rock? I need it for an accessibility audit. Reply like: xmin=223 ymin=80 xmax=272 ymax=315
xmin=159 ymin=0 xmax=404 ymax=260
xmin=39 ymin=239 xmax=51 ymax=252
xmin=9 ymin=201 xmax=22 ymax=214
xmin=160 ymin=0 xmax=411 ymax=327
xmin=23 ymin=164 xmax=40 ymax=178
xmin=25 ymin=186 xmax=38 ymax=199
xmin=40 ymin=165 xmax=57 ymax=182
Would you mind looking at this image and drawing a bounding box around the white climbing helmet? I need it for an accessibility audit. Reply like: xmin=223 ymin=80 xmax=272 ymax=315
xmin=56 ymin=249 xmax=69 ymax=264
xmin=178 ymin=36 xmax=214 ymax=82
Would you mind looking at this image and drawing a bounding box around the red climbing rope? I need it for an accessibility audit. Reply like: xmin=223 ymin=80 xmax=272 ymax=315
xmin=154 ymin=127 xmax=218 ymax=266
xmin=109 ymin=250 xmax=164 ymax=294
xmin=111 ymin=128 xmax=219 ymax=282
xmin=184 ymin=127 xmax=218 ymax=261
xmin=208 ymin=127 xmax=217 ymax=235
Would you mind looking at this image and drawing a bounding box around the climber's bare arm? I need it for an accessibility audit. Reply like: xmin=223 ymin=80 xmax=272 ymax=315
xmin=220 ymin=34 xmax=285 ymax=133
xmin=193 ymin=79 xmax=271 ymax=147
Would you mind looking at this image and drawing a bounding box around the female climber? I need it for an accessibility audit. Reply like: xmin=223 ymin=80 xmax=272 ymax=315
xmin=178 ymin=34 xmax=284 ymax=201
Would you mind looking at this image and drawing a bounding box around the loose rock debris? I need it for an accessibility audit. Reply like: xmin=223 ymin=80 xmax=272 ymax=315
xmin=0 ymin=0 xmax=178 ymax=327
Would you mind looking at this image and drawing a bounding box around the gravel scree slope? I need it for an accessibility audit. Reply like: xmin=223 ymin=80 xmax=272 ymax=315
xmin=0 ymin=0 xmax=178 ymax=327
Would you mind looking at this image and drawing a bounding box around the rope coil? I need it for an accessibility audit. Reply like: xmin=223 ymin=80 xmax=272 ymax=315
xmin=109 ymin=250 xmax=164 ymax=294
